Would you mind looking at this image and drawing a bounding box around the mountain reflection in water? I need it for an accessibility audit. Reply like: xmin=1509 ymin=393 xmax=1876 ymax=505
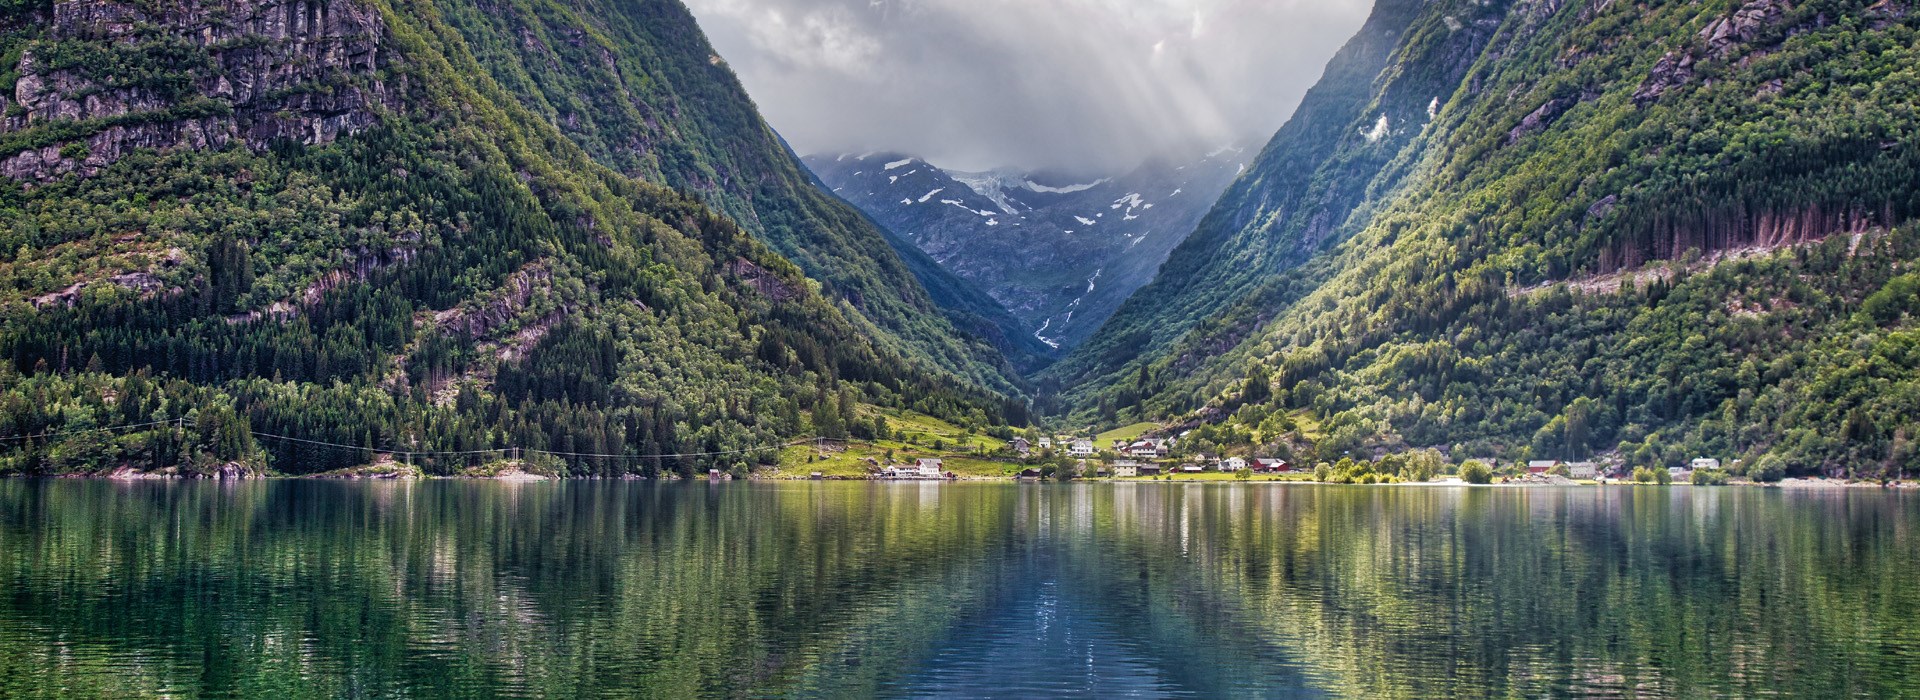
xmin=1 ymin=480 xmax=1916 ymax=698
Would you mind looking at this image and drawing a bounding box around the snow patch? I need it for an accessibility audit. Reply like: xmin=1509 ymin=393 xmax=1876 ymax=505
xmin=1023 ymin=178 xmax=1109 ymax=194
xmin=883 ymin=158 xmax=914 ymax=171
xmin=917 ymin=188 xmax=944 ymax=203
xmin=1075 ymin=216 xmax=1096 ymax=226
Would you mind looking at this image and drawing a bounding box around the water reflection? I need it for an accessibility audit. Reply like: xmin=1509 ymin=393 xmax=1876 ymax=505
xmin=0 ymin=481 xmax=1915 ymax=697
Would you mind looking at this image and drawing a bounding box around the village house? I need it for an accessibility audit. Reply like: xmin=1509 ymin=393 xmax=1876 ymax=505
xmin=1138 ymin=464 xmax=1163 ymax=476
xmin=1069 ymin=438 xmax=1097 ymax=457
xmin=1566 ymin=462 xmax=1599 ymax=479
xmin=1178 ymin=463 xmax=1204 ymax=474
xmin=1690 ymin=457 xmax=1721 ymax=471
xmin=1012 ymin=438 xmax=1031 ymax=456
xmin=1220 ymin=457 xmax=1248 ymax=472
xmin=1251 ymin=458 xmax=1290 ymax=473
xmin=880 ymin=459 xmax=946 ymax=479
xmin=1125 ymin=439 xmax=1169 ymax=459
xmin=1038 ymin=437 xmax=1054 ymax=450
xmin=1527 ymin=460 xmax=1560 ymax=474
xmin=1017 ymin=468 xmax=1044 ymax=480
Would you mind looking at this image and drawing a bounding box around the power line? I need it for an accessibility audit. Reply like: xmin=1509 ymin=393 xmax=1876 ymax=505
xmin=248 ymin=430 xmax=514 ymax=457
xmin=5 ymin=417 xmax=836 ymax=463
xmin=0 ymin=418 xmax=188 ymax=443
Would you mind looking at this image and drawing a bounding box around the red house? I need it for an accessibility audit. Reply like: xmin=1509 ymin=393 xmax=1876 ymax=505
xmin=1251 ymin=458 xmax=1291 ymax=473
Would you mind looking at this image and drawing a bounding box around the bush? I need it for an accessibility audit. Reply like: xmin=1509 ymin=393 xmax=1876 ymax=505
xmin=1460 ymin=460 xmax=1492 ymax=484
xmin=1632 ymin=467 xmax=1673 ymax=484
xmin=1691 ymin=469 xmax=1729 ymax=486
xmin=1750 ymin=455 xmax=1787 ymax=483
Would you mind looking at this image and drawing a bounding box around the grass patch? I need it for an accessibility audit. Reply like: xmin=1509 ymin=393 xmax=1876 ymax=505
xmin=1095 ymin=422 xmax=1158 ymax=445
xmin=771 ymin=407 xmax=1024 ymax=479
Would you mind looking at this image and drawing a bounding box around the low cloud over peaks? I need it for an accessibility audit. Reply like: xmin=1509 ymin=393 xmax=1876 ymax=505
xmin=684 ymin=0 xmax=1371 ymax=173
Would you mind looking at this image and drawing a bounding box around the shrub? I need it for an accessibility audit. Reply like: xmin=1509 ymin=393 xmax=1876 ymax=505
xmin=1460 ymin=460 xmax=1493 ymax=484
xmin=1750 ymin=455 xmax=1787 ymax=483
xmin=1691 ymin=469 xmax=1729 ymax=486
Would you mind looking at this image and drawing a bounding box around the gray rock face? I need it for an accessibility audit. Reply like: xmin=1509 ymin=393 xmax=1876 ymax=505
xmin=807 ymin=150 xmax=1246 ymax=351
xmin=2 ymin=0 xmax=394 ymax=182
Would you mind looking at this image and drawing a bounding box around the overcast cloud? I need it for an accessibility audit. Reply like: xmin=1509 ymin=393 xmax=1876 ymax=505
xmin=682 ymin=0 xmax=1373 ymax=173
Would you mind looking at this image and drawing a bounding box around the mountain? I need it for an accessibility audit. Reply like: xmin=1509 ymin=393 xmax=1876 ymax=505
xmin=1053 ymin=0 xmax=1920 ymax=478
xmin=415 ymin=0 xmax=1041 ymax=388
xmin=805 ymin=150 xmax=1246 ymax=352
xmin=0 ymin=0 xmax=1024 ymax=477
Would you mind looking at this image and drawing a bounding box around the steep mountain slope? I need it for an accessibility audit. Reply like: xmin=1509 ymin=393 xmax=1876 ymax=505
xmin=1045 ymin=0 xmax=1437 ymax=388
xmin=806 ymin=150 xmax=1245 ymax=351
xmin=0 ymin=0 xmax=1022 ymax=477
xmin=418 ymin=0 xmax=1045 ymax=381
xmin=1056 ymin=0 xmax=1920 ymax=478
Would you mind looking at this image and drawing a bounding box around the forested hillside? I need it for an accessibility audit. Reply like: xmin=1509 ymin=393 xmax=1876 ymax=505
xmin=0 ymin=0 xmax=1024 ymax=477
xmin=1054 ymin=0 xmax=1920 ymax=479
xmin=422 ymin=0 xmax=1049 ymax=378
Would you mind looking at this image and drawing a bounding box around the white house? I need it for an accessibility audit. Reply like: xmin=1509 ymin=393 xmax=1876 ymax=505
xmin=1069 ymin=438 xmax=1096 ymax=457
xmin=882 ymin=460 xmax=944 ymax=479
xmin=1566 ymin=462 xmax=1599 ymax=479
xmin=1220 ymin=457 xmax=1248 ymax=472
xmin=1038 ymin=437 xmax=1054 ymax=450
xmin=1125 ymin=439 xmax=1169 ymax=459
xmin=1690 ymin=457 xmax=1722 ymax=471
xmin=1112 ymin=459 xmax=1146 ymax=478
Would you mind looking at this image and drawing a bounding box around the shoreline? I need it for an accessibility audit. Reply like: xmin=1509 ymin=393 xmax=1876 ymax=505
xmin=11 ymin=473 xmax=1915 ymax=489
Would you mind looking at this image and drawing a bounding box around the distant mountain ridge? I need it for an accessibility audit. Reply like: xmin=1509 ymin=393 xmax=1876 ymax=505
xmin=806 ymin=149 xmax=1244 ymax=352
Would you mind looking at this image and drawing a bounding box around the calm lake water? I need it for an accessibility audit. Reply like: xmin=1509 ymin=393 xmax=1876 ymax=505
xmin=2 ymin=481 xmax=1917 ymax=698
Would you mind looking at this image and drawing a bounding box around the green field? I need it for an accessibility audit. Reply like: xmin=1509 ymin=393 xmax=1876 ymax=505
xmin=769 ymin=407 xmax=1022 ymax=479
xmin=1094 ymin=422 xmax=1159 ymax=446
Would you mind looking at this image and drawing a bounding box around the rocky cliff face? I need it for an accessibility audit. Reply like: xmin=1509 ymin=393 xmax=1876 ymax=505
xmin=2 ymin=0 xmax=393 ymax=181
xmin=807 ymin=150 xmax=1246 ymax=351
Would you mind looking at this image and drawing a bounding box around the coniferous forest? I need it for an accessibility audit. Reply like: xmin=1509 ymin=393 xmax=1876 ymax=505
xmin=1045 ymin=0 xmax=1920 ymax=480
xmin=0 ymin=0 xmax=1025 ymax=477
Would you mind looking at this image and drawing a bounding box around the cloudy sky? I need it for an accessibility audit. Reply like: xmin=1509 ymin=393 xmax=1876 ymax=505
xmin=682 ymin=0 xmax=1373 ymax=174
